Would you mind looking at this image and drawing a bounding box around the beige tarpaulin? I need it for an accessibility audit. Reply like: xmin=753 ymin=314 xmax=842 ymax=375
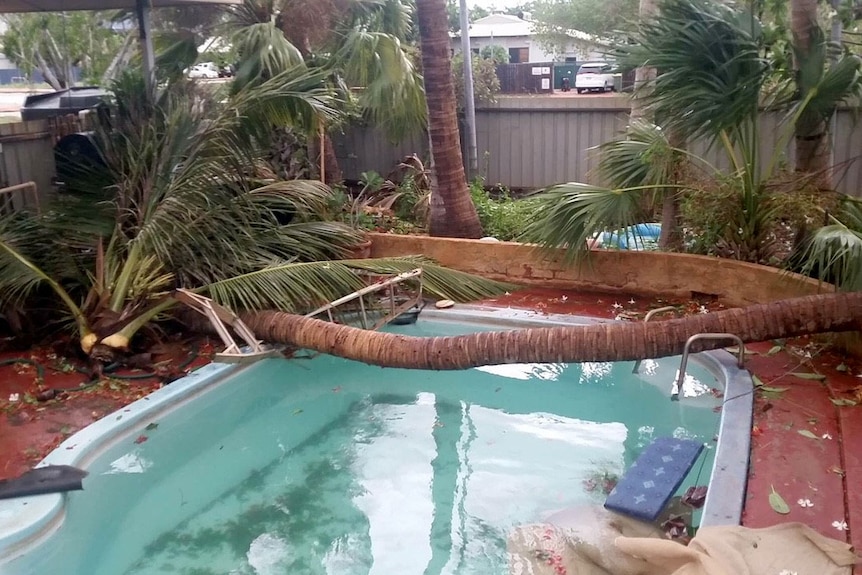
xmin=509 ymin=507 xmax=858 ymax=575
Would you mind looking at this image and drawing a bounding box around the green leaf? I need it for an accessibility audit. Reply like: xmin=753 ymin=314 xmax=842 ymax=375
xmin=830 ymin=398 xmax=858 ymax=407
xmin=145 ymin=422 xmax=159 ymax=431
xmin=760 ymin=386 xmax=789 ymax=394
xmin=769 ymin=486 xmax=790 ymax=514
xmin=797 ymin=429 xmax=819 ymax=439
xmin=766 ymin=345 xmax=783 ymax=356
xmin=790 ymin=372 xmax=827 ymax=381
xmin=752 ymin=374 xmax=765 ymax=387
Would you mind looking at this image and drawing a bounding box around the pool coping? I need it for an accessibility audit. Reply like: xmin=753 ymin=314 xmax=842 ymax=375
xmin=0 ymin=305 xmax=752 ymax=564
xmin=0 ymin=360 xmax=247 ymax=564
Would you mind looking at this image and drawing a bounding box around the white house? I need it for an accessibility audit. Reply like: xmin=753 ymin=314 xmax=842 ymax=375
xmin=451 ymin=14 xmax=610 ymax=64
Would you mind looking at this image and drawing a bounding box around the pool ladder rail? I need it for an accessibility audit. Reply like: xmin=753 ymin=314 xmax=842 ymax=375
xmin=305 ymin=268 xmax=425 ymax=330
xmin=630 ymin=307 xmax=746 ymax=401
xmin=174 ymin=289 xmax=280 ymax=364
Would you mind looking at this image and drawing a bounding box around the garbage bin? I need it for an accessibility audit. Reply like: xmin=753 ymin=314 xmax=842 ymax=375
xmin=20 ymin=87 xmax=108 ymax=121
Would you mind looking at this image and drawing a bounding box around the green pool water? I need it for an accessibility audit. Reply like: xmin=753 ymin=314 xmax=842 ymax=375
xmin=3 ymin=319 xmax=721 ymax=575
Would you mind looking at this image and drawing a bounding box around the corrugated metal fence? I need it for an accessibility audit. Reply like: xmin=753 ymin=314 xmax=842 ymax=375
xmin=334 ymin=97 xmax=862 ymax=197
xmin=0 ymin=119 xmax=59 ymax=211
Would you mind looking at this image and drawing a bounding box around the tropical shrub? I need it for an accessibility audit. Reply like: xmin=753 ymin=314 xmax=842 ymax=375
xmin=0 ymin=71 xmax=507 ymax=358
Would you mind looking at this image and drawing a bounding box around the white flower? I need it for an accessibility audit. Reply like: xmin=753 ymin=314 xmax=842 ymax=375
xmin=698 ymin=305 xmax=709 ymax=314
xmin=628 ymin=298 xmax=636 ymax=305
xmin=504 ymin=291 xmax=511 ymax=296
xmin=560 ymin=295 xmax=568 ymax=302
xmin=8 ymin=393 xmax=19 ymax=402
xmin=797 ymin=498 xmax=814 ymax=508
xmin=778 ymin=570 xmax=798 ymax=575
xmin=832 ymin=520 xmax=848 ymax=531
xmin=822 ymin=433 xmax=832 ymax=440
xmin=612 ymin=302 xmax=623 ymax=309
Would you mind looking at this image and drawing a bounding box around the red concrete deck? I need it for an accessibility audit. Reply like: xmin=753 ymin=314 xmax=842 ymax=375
xmin=0 ymin=289 xmax=859 ymax=559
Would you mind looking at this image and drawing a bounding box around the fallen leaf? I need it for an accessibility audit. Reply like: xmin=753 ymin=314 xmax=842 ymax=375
xmin=725 ymin=346 xmax=757 ymax=355
xmin=830 ymin=398 xmax=857 ymax=407
xmin=828 ymin=465 xmax=845 ymax=476
xmin=682 ymin=486 xmax=708 ymax=509
xmin=766 ymin=345 xmax=783 ymax=356
xmin=769 ymin=486 xmax=790 ymax=514
xmin=760 ymin=386 xmax=789 ymax=394
xmin=836 ymin=363 xmax=849 ymax=373
xmin=134 ymin=435 xmax=148 ymax=444
xmin=292 ymin=408 xmax=303 ymax=415
xmin=797 ymin=429 xmax=819 ymax=440
xmin=145 ymin=422 xmax=159 ymax=431
xmin=790 ymin=372 xmax=827 ymax=381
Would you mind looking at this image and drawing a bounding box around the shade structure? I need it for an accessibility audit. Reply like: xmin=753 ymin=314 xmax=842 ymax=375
xmin=0 ymin=0 xmax=241 ymax=94
xmin=0 ymin=0 xmax=239 ymax=11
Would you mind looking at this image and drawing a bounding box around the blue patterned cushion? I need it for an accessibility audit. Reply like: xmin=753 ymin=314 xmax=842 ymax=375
xmin=604 ymin=437 xmax=704 ymax=522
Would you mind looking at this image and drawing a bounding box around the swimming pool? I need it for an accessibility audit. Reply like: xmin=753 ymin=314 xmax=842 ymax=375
xmin=0 ymin=308 xmax=752 ymax=575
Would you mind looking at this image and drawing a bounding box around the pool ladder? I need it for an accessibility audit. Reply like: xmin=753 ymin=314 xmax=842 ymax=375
xmin=630 ymin=307 xmax=745 ymax=400
xmin=672 ymin=334 xmax=745 ymax=401
xmin=174 ymin=289 xmax=280 ymax=363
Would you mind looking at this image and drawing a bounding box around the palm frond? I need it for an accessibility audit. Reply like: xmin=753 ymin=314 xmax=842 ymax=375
xmin=522 ymin=183 xmax=654 ymax=264
xmin=596 ymin=120 xmax=683 ymax=189
xmin=338 ymin=29 xmax=426 ymax=140
xmin=204 ymin=256 xmax=513 ymax=313
xmin=342 ymin=256 xmax=515 ymax=301
xmin=0 ymin=212 xmax=88 ymax=334
xmin=231 ymin=21 xmax=306 ymax=90
xmin=795 ymin=198 xmax=862 ymax=291
xmin=617 ymin=0 xmax=769 ymax=143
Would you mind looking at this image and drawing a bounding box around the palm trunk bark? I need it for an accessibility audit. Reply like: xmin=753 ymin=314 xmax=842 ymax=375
xmin=792 ymin=0 xmax=832 ymax=188
xmin=417 ymin=0 xmax=484 ymax=239
xmin=242 ymin=292 xmax=862 ymax=370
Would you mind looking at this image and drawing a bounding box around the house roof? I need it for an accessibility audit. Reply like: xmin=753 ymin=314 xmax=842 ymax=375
xmin=455 ymin=14 xmax=612 ymax=48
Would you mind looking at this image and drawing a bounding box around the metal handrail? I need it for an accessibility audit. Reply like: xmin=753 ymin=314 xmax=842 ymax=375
xmin=632 ymin=306 xmax=679 ymax=374
xmin=672 ymin=333 xmax=745 ymax=401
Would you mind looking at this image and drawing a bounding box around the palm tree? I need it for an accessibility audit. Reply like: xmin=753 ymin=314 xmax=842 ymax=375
xmin=227 ymin=0 xmax=426 ymax=184
xmin=240 ymin=291 xmax=862 ymax=369
xmin=525 ymin=0 xmax=861 ymax=266
xmin=416 ymin=0 xmax=484 ymax=238
xmin=0 ymin=69 xmax=506 ymax=358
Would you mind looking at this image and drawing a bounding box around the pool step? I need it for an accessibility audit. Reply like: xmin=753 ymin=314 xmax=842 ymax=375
xmin=604 ymin=437 xmax=704 ymax=522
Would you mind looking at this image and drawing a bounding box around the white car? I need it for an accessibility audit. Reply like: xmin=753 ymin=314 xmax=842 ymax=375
xmin=575 ymin=62 xmax=616 ymax=93
xmin=188 ymin=62 xmax=220 ymax=79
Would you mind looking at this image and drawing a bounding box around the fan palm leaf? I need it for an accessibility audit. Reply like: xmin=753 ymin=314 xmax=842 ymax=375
xmin=522 ymin=183 xmax=664 ymax=264
xmin=338 ymin=29 xmax=426 ymax=140
xmin=617 ymin=0 xmax=768 ymax=145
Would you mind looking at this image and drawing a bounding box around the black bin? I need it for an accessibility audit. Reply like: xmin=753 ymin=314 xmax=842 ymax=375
xmin=20 ymin=87 xmax=108 ymax=121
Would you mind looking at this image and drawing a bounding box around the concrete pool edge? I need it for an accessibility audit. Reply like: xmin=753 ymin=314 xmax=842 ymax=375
xmin=0 ymin=306 xmax=753 ymax=564
xmin=421 ymin=305 xmax=754 ymax=527
xmin=0 ymin=360 xmax=246 ymax=563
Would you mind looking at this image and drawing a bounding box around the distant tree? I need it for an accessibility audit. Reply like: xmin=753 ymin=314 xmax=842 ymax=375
xmin=452 ymin=51 xmax=501 ymax=110
xmin=445 ymin=0 xmax=491 ymax=32
xmin=530 ymin=0 xmax=638 ymax=44
xmin=0 ymin=12 xmax=125 ymax=89
xmin=480 ymin=44 xmax=509 ymax=63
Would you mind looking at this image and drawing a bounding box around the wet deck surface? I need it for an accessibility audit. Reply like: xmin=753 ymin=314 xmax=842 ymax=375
xmin=1 ymin=288 xmax=859 ymax=555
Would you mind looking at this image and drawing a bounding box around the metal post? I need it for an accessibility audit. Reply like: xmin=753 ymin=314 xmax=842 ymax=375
xmin=459 ymin=0 xmax=478 ymax=176
xmin=136 ymin=0 xmax=156 ymax=97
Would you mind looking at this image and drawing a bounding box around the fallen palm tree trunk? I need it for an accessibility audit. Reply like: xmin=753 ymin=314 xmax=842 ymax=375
xmin=240 ymin=292 xmax=862 ymax=370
